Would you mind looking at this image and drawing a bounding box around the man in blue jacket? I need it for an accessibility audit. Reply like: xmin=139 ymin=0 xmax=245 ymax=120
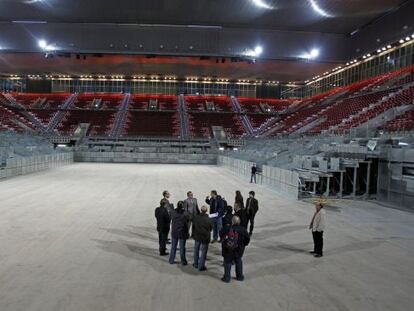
xmin=205 ymin=190 xmax=225 ymax=243
xmin=220 ymin=216 xmax=250 ymax=283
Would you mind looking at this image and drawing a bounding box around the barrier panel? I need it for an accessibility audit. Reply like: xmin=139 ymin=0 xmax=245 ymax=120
xmin=218 ymin=156 xmax=299 ymax=199
xmin=0 ymin=153 xmax=73 ymax=180
xmin=74 ymin=151 xmax=218 ymax=165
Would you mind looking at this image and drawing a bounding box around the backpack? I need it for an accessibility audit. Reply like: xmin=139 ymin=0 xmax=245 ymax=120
xmin=223 ymin=228 xmax=240 ymax=252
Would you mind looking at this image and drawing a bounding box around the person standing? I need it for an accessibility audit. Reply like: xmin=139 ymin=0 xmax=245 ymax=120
xmin=161 ymin=190 xmax=174 ymax=244
xmin=246 ymin=191 xmax=259 ymax=236
xmin=169 ymin=201 xmax=189 ymax=265
xmin=222 ymin=205 xmax=234 ymax=229
xmin=192 ymin=206 xmax=213 ymax=271
xmin=161 ymin=190 xmax=174 ymax=215
xmin=309 ymin=202 xmax=326 ymax=258
xmin=205 ymin=190 xmax=225 ymax=243
xmin=220 ymin=216 xmax=250 ymax=283
xmin=250 ymin=164 xmax=257 ymax=184
xmin=155 ymin=200 xmax=171 ymax=256
xmin=183 ymin=191 xmax=199 ymax=236
xmin=234 ymin=202 xmax=248 ymax=229
xmin=235 ymin=190 xmax=244 ymax=210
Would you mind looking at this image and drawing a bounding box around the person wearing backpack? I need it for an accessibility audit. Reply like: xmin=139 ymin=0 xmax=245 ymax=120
xmin=220 ymin=216 xmax=250 ymax=283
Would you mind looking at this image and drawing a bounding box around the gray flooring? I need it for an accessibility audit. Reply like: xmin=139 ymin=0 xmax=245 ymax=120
xmin=0 ymin=163 xmax=413 ymax=311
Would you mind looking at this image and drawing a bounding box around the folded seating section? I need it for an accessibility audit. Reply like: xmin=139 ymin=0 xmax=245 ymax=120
xmin=185 ymin=96 xmax=232 ymax=112
xmin=12 ymin=93 xmax=70 ymax=108
xmin=382 ymin=109 xmax=414 ymax=132
xmin=56 ymin=110 xmax=117 ymax=136
xmin=122 ymin=111 xmax=180 ymax=137
xmin=188 ymin=112 xmax=245 ymax=138
xmin=129 ymin=94 xmax=178 ymax=110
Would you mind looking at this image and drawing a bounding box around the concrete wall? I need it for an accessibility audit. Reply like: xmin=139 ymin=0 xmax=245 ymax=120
xmin=217 ymin=156 xmax=299 ymax=199
xmin=0 ymin=153 xmax=73 ymax=180
xmin=75 ymin=151 xmax=217 ymax=165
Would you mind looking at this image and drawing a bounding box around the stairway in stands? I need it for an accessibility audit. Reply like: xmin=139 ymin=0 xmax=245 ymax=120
xmin=231 ymin=96 xmax=253 ymax=136
xmin=47 ymin=93 xmax=78 ymax=134
xmin=178 ymin=94 xmax=190 ymax=139
xmin=2 ymin=93 xmax=48 ymax=133
xmin=110 ymin=93 xmax=130 ymax=138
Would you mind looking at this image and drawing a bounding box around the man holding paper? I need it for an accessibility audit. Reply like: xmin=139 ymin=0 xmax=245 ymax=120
xmin=205 ymin=190 xmax=225 ymax=243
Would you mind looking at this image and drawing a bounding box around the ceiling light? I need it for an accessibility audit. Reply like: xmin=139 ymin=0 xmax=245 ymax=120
xmin=405 ymin=37 xmax=410 ymax=41
xmin=387 ymin=45 xmax=391 ymax=49
xmin=366 ymin=54 xmax=370 ymax=57
xmin=309 ymin=0 xmax=333 ymax=18
xmin=254 ymin=45 xmax=263 ymax=56
xmin=381 ymin=47 xmax=386 ymax=51
xmin=377 ymin=49 xmax=381 ymax=53
xmin=310 ymin=49 xmax=319 ymax=58
xmin=412 ymin=34 xmax=414 ymax=38
xmin=399 ymin=39 xmax=405 ymax=44
xmin=250 ymin=0 xmax=274 ymax=10
xmin=38 ymin=39 xmax=47 ymax=49
xmin=363 ymin=55 xmax=366 ymax=59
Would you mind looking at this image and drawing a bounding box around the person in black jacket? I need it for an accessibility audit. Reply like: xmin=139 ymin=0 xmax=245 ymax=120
xmin=205 ymin=190 xmax=225 ymax=243
xmin=246 ymin=191 xmax=259 ymax=236
xmin=250 ymin=164 xmax=257 ymax=183
xmin=222 ymin=205 xmax=234 ymax=229
xmin=220 ymin=216 xmax=250 ymax=283
xmin=155 ymin=200 xmax=171 ymax=256
xmin=192 ymin=206 xmax=213 ymax=271
xmin=234 ymin=202 xmax=248 ymax=229
xmin=169 ymin=201 xmax=189 ymax=265
xmin=235 ymin=190 xmax=244 ymax=209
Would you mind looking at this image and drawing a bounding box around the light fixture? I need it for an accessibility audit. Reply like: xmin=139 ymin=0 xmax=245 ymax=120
xmin=310 ymin=48 xmax=319 ymax=58
xmin=309 ymin=0 xmax=333 ymax=18
xmin=399 ymin=39 xmax=405 ymax=44
xmin=254 ymin=45 xmax=263 ymax=56
xmin=405 ymin=37 xmax=410 ymax=41
xmin=377 ymin=49 xmax=381 ymax=53
xmin=250 ymin=0 xmax=274 ymax=10
xmin=387 ymin=45 xmax=391 ymax=49
xmin=38 ymin=39 xmax=47 ymax=49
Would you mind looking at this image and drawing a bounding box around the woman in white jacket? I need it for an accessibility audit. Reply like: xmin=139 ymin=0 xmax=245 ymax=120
xmin=309 ymin=202 xmax=326 ymax=258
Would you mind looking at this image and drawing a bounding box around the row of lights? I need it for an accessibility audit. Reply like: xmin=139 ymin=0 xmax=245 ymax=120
xmin=307 ymin=33 xmax=414 ymax=84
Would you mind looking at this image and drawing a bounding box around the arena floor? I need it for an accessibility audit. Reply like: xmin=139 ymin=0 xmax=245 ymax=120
xmin=0 ymin=163 xmax=413 ymax=311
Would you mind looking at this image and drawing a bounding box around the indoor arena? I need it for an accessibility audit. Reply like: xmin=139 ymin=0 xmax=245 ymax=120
xmin=1 ymin=1 xmax=414 ymax=311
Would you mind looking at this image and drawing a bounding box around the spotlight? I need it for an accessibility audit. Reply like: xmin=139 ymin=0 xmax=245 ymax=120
xmin=387 ymin=45 xmax=391 ymax=49
xmin=405 ymin=37 xmax=410 ymax=41
xmin=382 ymin=47 xmax=386 ymax=51
xmin=310 ymin=49 xmax=319 ymax=58
xmin=367 ymin=54 xmax=371 ymax=57
xmin=377 ymin=49 xmax=381 ymax=53
xmin=399 ymin=39 xmax=404 ymax=44
xmin=38 ymin=39 xmax=47 ymax=49
xmin=254 ymin=45 xmax=263 ymax=56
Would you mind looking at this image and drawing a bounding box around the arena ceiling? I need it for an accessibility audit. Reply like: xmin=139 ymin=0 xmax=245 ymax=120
xmin=0 ymin=0 xmax=408 ymax=34
xmin=0 ymin=0 xmax=413 ymax=82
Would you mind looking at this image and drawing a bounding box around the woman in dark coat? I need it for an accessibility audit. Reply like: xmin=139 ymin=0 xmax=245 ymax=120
xmin=169 ymin=201 xmax=189 ymax=265
xmin=235 ymin=190 xmax=244 ymax=210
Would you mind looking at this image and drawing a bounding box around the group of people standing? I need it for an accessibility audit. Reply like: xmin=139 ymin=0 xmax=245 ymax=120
xmin=154 ymin=189 xmax=259 ymax=282
xmin=154 ymin=189 xmax=326 ymax=283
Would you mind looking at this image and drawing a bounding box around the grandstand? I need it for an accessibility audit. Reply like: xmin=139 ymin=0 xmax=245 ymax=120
xmin=0 ymin=1 xmax=414 ymax=311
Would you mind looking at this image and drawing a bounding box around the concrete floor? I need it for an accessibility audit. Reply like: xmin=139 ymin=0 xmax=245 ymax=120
xmin=0 ymin=163 xmax=413 ymax=311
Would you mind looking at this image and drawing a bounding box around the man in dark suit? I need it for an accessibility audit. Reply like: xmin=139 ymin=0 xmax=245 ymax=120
xmin=246 ymin=191 xmax=259 ymax=236
xmin=155 ymin=200 xmax=171 ymax=256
